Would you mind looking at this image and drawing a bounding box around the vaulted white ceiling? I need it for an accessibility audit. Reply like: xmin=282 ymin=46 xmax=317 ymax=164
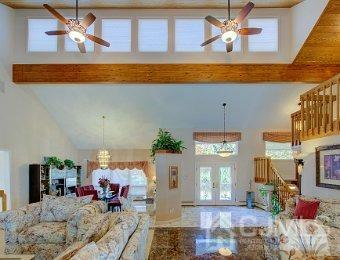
xmin=30 ymin=84 xmax=313 ymax=149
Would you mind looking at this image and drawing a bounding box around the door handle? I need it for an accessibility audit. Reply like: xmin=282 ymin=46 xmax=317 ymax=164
xmin=212 ymin=182 xmax=215 ymax=188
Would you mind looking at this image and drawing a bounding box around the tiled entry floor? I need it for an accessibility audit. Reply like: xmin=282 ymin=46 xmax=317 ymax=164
xmin=149 ymin=206 xmax=272 ymax=228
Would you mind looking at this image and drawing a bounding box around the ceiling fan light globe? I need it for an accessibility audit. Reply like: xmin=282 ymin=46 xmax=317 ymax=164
xmin=221 ymin=30 xmax=237 ymax=43
xmin=69 ymin=30 xmax=86 ymax=43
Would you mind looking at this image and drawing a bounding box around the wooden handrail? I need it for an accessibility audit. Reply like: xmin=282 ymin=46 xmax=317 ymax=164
xmin=0 ymin=189 xmax=7 ymax=212
xmin=292 ymin=73 xmax=340 ymax=146
xmin=254 ymin=157 xmax=295 ymax=209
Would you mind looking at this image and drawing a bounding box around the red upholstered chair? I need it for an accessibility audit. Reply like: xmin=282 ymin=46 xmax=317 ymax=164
xmin=83 ymin=185 xmax=94 ymax=191
xmin=75 ymin=187 xmax=84 ymax=197
xmin=83 ymin=189 xmax=98 ymax=200
xmin=108 ymin=185 xmax=130 ymax=212
xmin=109 ymin=183 xmax=120 ymax=195
xmin=120 ymin=185 xmax=129 ymax=198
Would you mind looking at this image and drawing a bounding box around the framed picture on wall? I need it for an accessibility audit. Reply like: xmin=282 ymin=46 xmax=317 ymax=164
xmin=169 ymin=166 xmax=179 ymax=189
xmin=316 ymin=144 xmax=340 ymax=190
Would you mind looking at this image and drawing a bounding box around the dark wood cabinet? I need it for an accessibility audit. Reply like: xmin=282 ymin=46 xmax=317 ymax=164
xmin=29 ymin=164 xmax=81 ymax=203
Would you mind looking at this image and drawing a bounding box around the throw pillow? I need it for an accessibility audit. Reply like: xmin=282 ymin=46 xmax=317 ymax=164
xmin=41 ymin=195 xmax=93 ymax=222
xmin=293 ymin=198 xmax=320 ymax=219
xmin=70 ymin=242 xmax=100 ymax=260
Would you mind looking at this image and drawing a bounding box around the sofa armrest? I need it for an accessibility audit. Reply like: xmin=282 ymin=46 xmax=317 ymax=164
xmin=120 ymin=213 xmax=150 ymax=260
xmin=2 ymin=202 xmax=42 ymax=245
xmin=66 ymin=200 xmax=107 ymax=244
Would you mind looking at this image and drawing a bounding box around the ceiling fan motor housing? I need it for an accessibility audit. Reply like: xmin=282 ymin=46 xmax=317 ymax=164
xmin=67 ymin=19 xmax=86 ymax=43
xmin=221 ymin=20 xmax=238 ymax=43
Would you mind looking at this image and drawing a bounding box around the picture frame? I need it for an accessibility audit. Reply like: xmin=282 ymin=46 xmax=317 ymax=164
xmin=169 ymin=166 xmax=179 ymax=189
xmin=316 ymin=144 xmax=340 ymax=190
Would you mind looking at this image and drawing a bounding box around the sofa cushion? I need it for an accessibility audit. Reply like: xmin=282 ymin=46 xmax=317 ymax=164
xmin=54 ymin=241 xmax=87 ymax=260
xmin=18 ymin=222 xmax=66 ymax=244
xmin=40 ymin=195 xmax=92 ymax=222
xmin=96 ymin=212 xmax=139 ymax=259
xmin=82 ymin=212 xmax=115 ymax=243
xmin=294 ymin=198 xmax=320 ymax=219
xmin=71 ymin=242 xmax=100 ymax=260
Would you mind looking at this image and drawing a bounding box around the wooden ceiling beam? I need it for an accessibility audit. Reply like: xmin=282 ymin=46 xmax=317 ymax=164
xmin=13 ymin=63 xmax=340 ymax=84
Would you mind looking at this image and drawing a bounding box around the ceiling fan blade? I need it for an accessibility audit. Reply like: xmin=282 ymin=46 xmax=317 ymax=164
xmin=86 ymin=34 xmax=110 ymax=47
xmin=80 ymin=13 xmax=96 ymax=29
xmin=234 ymin=2 xmax=255 ymax=24
xmin=43 ymin=4 xmax=68 ymax=24
xmin=238 ymin=28 xmax=262 ymax=35
xmin=78 ymin=43 xmax=86 ymax=53
xmin=205 ymin=15 xmax=224 ymax=28
xmin=200 ymin=35 xmax=221 ymax=47
xmin=45 ymin=30 xmax=68 ymax=35
xmin=226 ymin=42 xmax=233 ymax=53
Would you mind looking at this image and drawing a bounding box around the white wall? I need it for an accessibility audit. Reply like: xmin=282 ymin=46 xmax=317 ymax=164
xmin=290 ymin=0 xmax=329 ymax=61
xmin=301 ymin=135 xmax=340 ymax=200
xmin=272 ymin=159 xmax=295 ymax=180
xmin=0 ymin=151 xmax=10 ymax=210
xmin=0 ymin=4 xmax=79 ymax=209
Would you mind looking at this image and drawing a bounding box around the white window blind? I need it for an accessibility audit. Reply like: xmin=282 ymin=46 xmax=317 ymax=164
xmin=28 ymin=19 xmax=58 ymax=52
xmin=248 ymin=18 xmax=278 ymax=52
xmin=175 ymin=19 xmax=204 ymax=52
xmin=211 ymin=20 xmax=241 ymax=52
xmin=102 ymin=19 xmax=131 ymax=52
xmin=65 ymin=21 xmax=94 ymax=52
xmin=138 ymin=19 xmax=168 ymax=52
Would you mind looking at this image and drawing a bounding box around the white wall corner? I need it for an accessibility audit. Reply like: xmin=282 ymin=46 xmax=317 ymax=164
xmin=289 ymin=0 xmax=330 ymax=62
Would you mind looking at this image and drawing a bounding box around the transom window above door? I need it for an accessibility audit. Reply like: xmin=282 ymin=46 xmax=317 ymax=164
xmin=195 ymin=141 xmax=238 ymax=156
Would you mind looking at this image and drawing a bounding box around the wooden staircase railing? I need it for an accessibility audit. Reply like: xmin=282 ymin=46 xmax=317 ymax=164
xmin=254 ymin=157 xmax=296 ymax=209
xmin=0 ymin=189 xmax=7 ymax=212
xmin=292 ymin=73 xmax=340 ymax=146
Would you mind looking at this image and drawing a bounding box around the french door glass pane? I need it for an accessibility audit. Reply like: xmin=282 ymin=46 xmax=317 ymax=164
xmin=199 ymin=167 xmax=212 ymax=200
xmin=219 ymin=167 xmax=231 ymax=200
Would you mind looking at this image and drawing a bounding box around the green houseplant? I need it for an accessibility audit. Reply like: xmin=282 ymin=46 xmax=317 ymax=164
xmin=150 ymin=129 xmax=186 ymax=161
xmin=46 ymin=156 xmax=64 ymax=170
xmin=259 ymin=182 xmax=282 ymax=216
xmin=64 ymin=159 xmax=75 ymax=169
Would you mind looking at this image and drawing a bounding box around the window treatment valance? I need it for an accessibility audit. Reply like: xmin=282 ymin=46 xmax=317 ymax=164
xmin=263 ymin=132 xmax=292 ymax=143
xmin=87 ymin=161 xmax=149 ymax=178
xmin=193 ymin=132 xmax=242 ymax=143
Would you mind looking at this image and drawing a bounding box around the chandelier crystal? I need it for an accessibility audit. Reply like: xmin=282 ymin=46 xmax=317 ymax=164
xmin=97 ymin=116 xmax=111 ymax=169
xmin=217 ymin=103 xmax=233 ymax=158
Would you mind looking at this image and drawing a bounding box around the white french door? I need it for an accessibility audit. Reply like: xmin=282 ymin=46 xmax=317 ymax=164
xmin=196 ymin=162 xmax=236 ymax=205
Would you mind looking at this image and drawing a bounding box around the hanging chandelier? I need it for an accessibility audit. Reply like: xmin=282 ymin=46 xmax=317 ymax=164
xmin=217 ymin=103 xmax=233 ymax=158
xmin=97 ymin=116 xmax=111 ymax=169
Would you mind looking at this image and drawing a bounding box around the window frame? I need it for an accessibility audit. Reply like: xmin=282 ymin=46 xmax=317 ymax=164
xmin=265 ymin=141 xmax=293 ymax=160
xmin=246 ymin=17 xmax=280 ymax=53
xmin=26 ymin=18 xmax=59 ymax=53
xmin=101 ymin=18 xmax=132 ymax=53
xmin=138 ymin=18 xmax=169 ymax=53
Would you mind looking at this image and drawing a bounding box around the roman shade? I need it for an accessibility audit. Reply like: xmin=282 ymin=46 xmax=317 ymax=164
xmin=263 ymin=132 xmax=292 ymax=143
xmin=193 ymin=132 xmax=241 ymax=143
xmin=87 ymin=161 xmax=149 ymax=178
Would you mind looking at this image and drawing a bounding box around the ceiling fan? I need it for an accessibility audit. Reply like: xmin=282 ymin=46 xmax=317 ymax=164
xmin=43 ymin=0 xmax=110 ymax=53
xmin=201 ymin=1 xmax=262 ymax=53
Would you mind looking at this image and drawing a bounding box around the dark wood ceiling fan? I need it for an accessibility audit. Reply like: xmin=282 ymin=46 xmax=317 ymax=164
xmin=201 ymin=1 xmax=262 ymax=53
xmin=43 ymin=0 xmax=110 ymax=53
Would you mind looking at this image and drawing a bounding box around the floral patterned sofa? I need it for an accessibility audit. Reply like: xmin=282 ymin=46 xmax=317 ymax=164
xmin=0 ymin=195 xmax=150 ymax=260
xmin=263 ymin=195 xmax=340 ymax=259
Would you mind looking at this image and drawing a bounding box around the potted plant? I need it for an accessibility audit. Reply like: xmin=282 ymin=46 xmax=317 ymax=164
xmin=64 ymin=159 xmax=75 ymax=169
xmin=259 ymin=182 xmax=282 ymax=216
xmin=45 ymin=156 xmax=65 ymax=170
xmin=98 ymin=177 xmax=110 ymax=196
xmin=150 ymin=128 xmax=186 ymax=161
